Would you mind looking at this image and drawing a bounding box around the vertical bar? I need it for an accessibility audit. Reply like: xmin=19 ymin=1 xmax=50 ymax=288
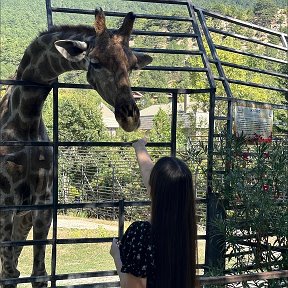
xmin=118 ymin=199 xmax=125 ymax=239
xmin=170 ymin=92 xmax=178 ymax=157
xmin=186 ymin=1 xmax=216 ymax=90
xmin=51 ymin=83 xmax=59 ymax=288
xmin=281 ymin=34 xmax=288 ymax=48
xmin=45 ymin=0 xmax=54 ymax=30
xmin=46 ymin=1 xmax=57 ymax=286
xmin=204 ymin=89 xmax=226 ymax=273
xmin=196 ymin=8 xmax=233 ymax=136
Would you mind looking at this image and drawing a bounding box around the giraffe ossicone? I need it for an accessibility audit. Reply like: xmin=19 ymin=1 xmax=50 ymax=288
xmin=0 ymin=8 xmax=152 ymax=288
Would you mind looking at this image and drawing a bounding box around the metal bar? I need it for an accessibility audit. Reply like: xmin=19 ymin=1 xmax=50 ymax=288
xmin=0 ymin=197 xmax=207 ymax=212
xmin=118 ymin=199 xmax=125 ymax=239
xmin=45 ymin=0 xmax=53 ymax=30
xmin=0 ymin=141 xmax=170 ymax=147
xmin=4 ymin=269 xmax=286 ymax=286
xmin=132 ymin=30 xmax=197 ymax=38
xmin=56 ymin=283 xmax=120 ymax=288
xmin=209 ymin=59 xmax=288 ymax=79
xmin=187 ymin=2 xmax=216 ymax=89
xmin=0 ymin=79 xmax=50 ymax=87
xmin=0 ymin=80 xmax=213 ymax=94
xmin=197 ymin=9 xmax=234 ymax=135
xmin=0 ymin=233 xmax=207 ymax=247
xmin=281 ymin=34 xmax=288 ymax=48
xmin=125 ymin=0 xmax=188 ymax=5
xmin=51 ymin=83 xmax=59 ymax=287
xmin=198 ymin=7 xmax=287 ymax=37
xmin=142 ymin=66 xmax=207 ymax=72
xmin=0 ymin=271 xmax=118 ymax=286
xmin=214 ymin=77 xmax=288 ymax=93
xmin=215 ymin=96 xmax=288 ymax=110
xmin=199 ymin=270 xmax=288 ymax=285
xmin=215 ymin=44 xmax=287 ymax=64
xmin=51 ymin=7 xmax=192 ymax=22
xmin=132 ymin=48 xmax=203 ymax=55
xmin=208 ymin=27 xmax=288 ymax=51
xmin=170 ymin=92 xmax=178 ymax=156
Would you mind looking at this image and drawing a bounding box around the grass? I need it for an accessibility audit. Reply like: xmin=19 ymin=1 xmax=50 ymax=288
xmin=18 ymin=226 xmax=117 ymax=276
xmin=15 ymin=216 xmax=205 ymax=287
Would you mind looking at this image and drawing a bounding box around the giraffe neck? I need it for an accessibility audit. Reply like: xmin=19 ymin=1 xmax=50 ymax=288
xmin=17 ymin=25 xmax=96 ymax=83
xmin=0 ymin=25 xmax=96 ymax=141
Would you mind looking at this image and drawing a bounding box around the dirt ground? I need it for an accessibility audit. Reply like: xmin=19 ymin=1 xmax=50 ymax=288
xmin=56 ymin=215 xmax=119 ymax=231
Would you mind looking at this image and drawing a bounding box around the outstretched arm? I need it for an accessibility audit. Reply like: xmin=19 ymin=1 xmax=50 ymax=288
xmin=132 ymin=138 xmax=154 ymax=190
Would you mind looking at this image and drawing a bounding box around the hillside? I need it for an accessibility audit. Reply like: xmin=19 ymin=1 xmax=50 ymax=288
xmin=0 ymin=0 xmax=286 ymax=79
xmin=0 ymin=0 xmax=286 ymax=113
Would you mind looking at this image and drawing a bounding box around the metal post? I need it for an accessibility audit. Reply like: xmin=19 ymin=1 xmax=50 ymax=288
xmin=118 ymin=199 xmax=125 ymax=239
xmin=170 ymin=92 xmax=178 ymax=157
xmin=51 ymin=83 xmax=59 ymax=288
xmin=204 ymin=88 xmax=226 ymax=274
xmin=45 ymin=0 xmax=53 ymax=30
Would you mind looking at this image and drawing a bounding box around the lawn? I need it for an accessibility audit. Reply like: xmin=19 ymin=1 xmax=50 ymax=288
xmin=16 ymin=216 xmax=205 ymax=287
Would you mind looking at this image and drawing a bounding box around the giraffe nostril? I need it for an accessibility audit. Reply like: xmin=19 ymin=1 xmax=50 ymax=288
xmin=127 ymin=107 xmax=134 ymax=117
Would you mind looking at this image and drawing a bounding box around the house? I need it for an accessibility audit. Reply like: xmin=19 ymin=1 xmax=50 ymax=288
xmin=139 ymin=100 xmax=209 ymax=132
xmin=100 ymin=102 xmax=119 ymax=134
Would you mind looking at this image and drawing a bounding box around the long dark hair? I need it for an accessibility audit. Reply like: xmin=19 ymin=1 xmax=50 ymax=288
xmin=150 ymin=156 xmax=197 ymax=288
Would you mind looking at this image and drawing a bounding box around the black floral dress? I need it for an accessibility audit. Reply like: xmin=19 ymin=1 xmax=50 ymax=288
xmin=119 ymin=221 xmax=156 ymax=288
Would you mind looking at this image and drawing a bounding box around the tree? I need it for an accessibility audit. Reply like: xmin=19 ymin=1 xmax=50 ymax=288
xmin=43 ymin=89 xmax=109 ymax=141
xmin=253 ymin=0 xmax=277 ymax=27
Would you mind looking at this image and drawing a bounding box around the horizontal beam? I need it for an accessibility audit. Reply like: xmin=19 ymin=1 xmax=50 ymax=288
xmin=215 ymin=96 xmax=288 ymax=110
xmin=200 ymin=270 xmax=288 ymax=285
xmin=215 ymin=45 xmax=287 ymax=64
xmin=132 ymin=47 xmax=202 ymax=55
xmin=2 ymin=269 xmax=287 ymax=286
xmin=0 ymin=198 xmax=207 ymax=212
xmin=0 ymin=80 xmax=214 ymax=94
xmin=51 ymin=7 xmax=192 ymax=22
xmin=208 ymin=27 xmax=287 ymax=51
xmin=143 ymin=66 xmax=207 ymax=72
xmin=125 ymin=0 xmax=188 ymax=5
xmin=133 ymin=30 xmax=197 ymax=38
xmin=0 ymin=141 xmax=171 ymax=147
xmin=197 ymin=7 xmax=288 ymax=37
xmin=209 ymin=59 xmax=288 ymax=79
xmin=215 ymin=77 xmax=288 ymax=93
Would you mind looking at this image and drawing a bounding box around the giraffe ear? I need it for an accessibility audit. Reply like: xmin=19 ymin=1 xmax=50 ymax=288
xmin=133 ymin=52 xmax=153 ymax=70
xmin=54 ymin=40 xmax=88 ymax=62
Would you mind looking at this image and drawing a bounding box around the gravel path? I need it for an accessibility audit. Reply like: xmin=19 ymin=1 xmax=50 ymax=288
xmin=55 ymin=215 xmax=119 ymax=231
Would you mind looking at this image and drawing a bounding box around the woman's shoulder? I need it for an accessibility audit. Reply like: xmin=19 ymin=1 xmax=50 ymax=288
xmin=128 ymin=220 xmax=151 ymax=231
xmin=120 ymin=221 xmax=151 ymax=245
xmin=123 ymin=221 xmax=151 ymax=238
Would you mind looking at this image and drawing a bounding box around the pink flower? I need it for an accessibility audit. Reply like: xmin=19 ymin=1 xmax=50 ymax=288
xmin=262 ymin=184 xmax=269 ymax=192
xmin=263 ymin=152 xmax=270 ymax=159
xmin=242 ymin=152 xmax=249 ymax=161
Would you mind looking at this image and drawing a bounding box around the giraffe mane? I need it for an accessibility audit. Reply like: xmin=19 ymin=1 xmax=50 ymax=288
xmin=39 ymin=25 xmax=96 ymax=38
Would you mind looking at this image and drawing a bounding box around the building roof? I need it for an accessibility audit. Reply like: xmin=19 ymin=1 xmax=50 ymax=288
xmin=140 ymin=103 xmax=186 ymax=117
xmin=100 ymin=103 xmax=119 ymax=129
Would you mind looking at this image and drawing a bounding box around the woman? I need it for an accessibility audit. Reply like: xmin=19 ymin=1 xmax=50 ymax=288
xmin=110 ymin=138 xmax=198 ymax=288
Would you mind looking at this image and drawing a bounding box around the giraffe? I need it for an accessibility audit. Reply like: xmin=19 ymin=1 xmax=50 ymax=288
xmin=0 ymin=8 xmax=152 ymax=288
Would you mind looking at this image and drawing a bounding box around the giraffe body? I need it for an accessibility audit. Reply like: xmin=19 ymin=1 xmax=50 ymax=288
xmin=0 ymin=9 xmax=152 ymax=288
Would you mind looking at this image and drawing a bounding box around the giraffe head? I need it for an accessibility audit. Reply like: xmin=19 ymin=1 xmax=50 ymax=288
xmin=54 ymin=9 xmax=152 ymax=132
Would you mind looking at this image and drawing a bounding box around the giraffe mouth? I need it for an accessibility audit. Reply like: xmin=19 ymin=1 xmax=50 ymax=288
xmin=115 ymin=102 xmax=140 ymax=132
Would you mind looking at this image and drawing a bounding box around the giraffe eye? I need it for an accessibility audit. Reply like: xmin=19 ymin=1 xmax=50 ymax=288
xmin=90 ymin=61 xmax=102 ymax=69
xmin=90 ymin=57 xmax=102 ymax=69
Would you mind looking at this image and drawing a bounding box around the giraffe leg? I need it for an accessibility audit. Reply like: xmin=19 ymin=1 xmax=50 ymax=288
xmin=12 ymin=212 xmax=33 ymax=270
xmin=0 ymin=211 xmax=20 ymax=288
xmin=31 ymin=209 xmax=52 ymax=288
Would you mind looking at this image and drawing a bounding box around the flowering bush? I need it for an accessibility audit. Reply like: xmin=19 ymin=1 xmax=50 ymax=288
xmin=213 ymin=135 xmax=287 ymax=286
